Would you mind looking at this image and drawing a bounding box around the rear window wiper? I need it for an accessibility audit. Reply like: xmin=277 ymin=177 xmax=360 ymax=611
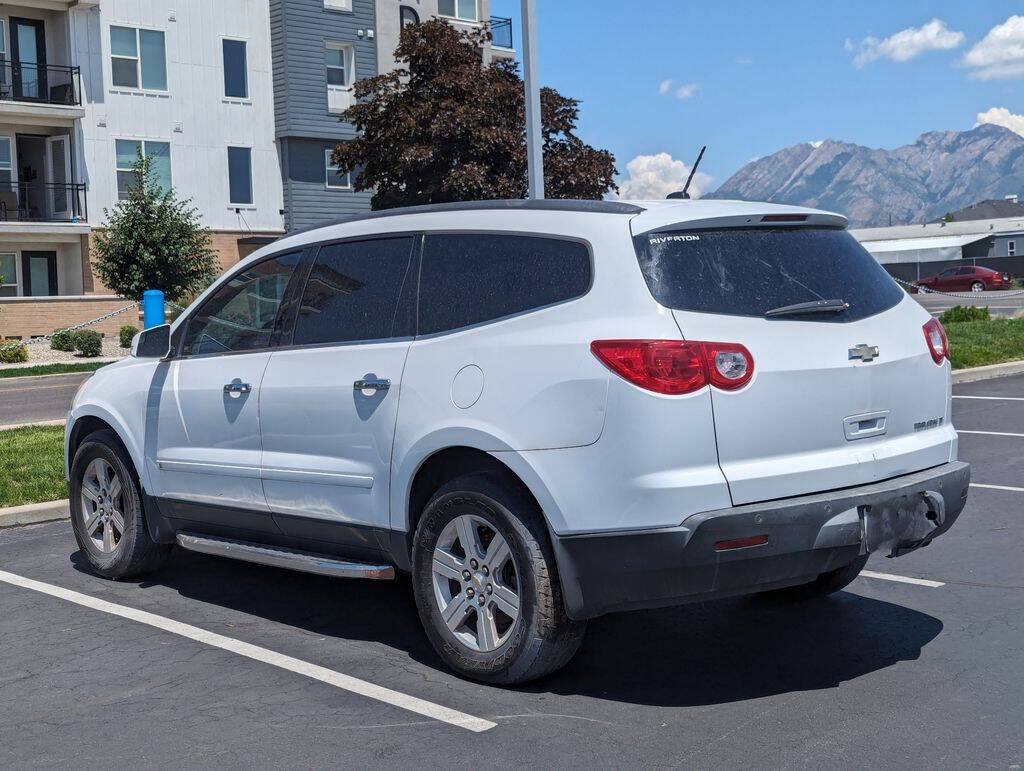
xmin=764 ymin=298 xmax=850 ymax=318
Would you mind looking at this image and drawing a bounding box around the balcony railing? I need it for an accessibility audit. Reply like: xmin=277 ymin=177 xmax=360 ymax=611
xmin=0 ymin=59 xmax=82 ymax=106
xmin=0 ymin=181 xmax=87 ymax=223
xmin=490 ymin=16 xmax=513 ymax=49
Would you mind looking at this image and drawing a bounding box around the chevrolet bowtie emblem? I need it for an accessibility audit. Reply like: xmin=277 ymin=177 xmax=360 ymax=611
xmin=848 ymin=344 xmax=880 ymax=362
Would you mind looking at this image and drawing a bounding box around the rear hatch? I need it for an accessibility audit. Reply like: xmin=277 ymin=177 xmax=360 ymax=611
xmin=631 ymin=219 xmax=955 ymax=505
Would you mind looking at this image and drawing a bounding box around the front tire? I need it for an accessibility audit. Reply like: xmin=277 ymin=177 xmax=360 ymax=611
xmin=757 ymin=554 xmax=869 ymax=601
xmin=411 ymin=472 xmax=585 ymax=685
xmin=69 ymin=429 xmax=170 ymax=579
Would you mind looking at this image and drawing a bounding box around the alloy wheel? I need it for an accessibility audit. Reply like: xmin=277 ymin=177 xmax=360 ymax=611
xmin=79 ymin=458 xmax=126 ymax=553
xmin=430 ymin=514 xmax=521 ymax=652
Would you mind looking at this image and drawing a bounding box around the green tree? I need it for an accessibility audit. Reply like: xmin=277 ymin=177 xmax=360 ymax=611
xmin=93 ymin=150 xmax=217 ymax=302
xmin=332 ymin=19 xmax=618 ymax=209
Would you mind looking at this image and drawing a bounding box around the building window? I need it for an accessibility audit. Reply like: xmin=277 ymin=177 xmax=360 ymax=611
xmin=110 ymin=26 xmax=167 ymax=90
xmin=1010 ymin=241 xmax=1017 ymax=257
xmin=325 ymin=43 xmax=353 ymax=114
xmin=400 ymin=6 xmax=420 ymax=27
xmin=0 ymin=253 xmax=16 ymax=297
xmin=222 ymin=39 xmax=248 ymax=99
xmin=324 ymin=0 xmax=353 ymax=10
xmin=325 ymin=149 xmax=351 ymax=189
xmin=228 ymin=146 xmax=253 ymax=205
xmin=116 ymin=139 xmax=171 ymax=199
xmin=0 ymin=21 xmax=6 ymax=87
xmin=438 ymin=0 xmax=478 ymax=22
xmin=0 ymin=137 xmax=13 ymax=184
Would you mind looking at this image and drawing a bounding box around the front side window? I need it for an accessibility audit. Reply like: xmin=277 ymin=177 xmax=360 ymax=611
xmin=293 ymin=238 xmax=415 ymax=346
xmin=632 ymin=227 xmax=904 ymax=323
xmin=438 ymin=0 xmax=477 ymax=21
xmin=418 ymin=234 xmax=591 ymax=335
xmin=222 ymin=39 xmax=248 ymax=99
xmin=110 ymin=26 xmax=167 ymax=90
xmin=325 ymin=149 xmax=351 ymax=189
xmin=0 ymin=252 xmax=16 ymax=297
xmin=182 ymin=252 xmax=301 ymax=356
xmin=227 ymin=146 xmax=253 ymax=205
xmin=116 ymin=139 xmax=171 ymax=199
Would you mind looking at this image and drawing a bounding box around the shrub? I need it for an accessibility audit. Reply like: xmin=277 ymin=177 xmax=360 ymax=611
xmin=73 ymin=330 xmax=103 ymax=358
xmin=0 ymin=342 xmax=29 ymax=363
xmin=940 ymin=305 xmax=990 ymax=324
xmin=119 ymin=324 xmax=139 ymax=349
xmin=50 ymin=328 xmax=75 ymax=351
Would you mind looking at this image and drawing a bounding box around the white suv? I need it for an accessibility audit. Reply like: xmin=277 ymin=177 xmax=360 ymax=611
xmin=66 ymin=199 xmax=970 ymax=684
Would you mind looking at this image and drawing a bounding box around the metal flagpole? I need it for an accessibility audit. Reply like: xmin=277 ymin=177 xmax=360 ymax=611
xmin=521 ymin=0 xmax=544 ymax=198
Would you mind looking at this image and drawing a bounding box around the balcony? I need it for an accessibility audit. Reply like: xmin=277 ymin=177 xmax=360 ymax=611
xmin=0 ymin=181 xmax=87 ymax=225
xmin=490 ymin=16 xmax=513 ymax=50
xmin=0 ymin=59 xmax=84 ymax=124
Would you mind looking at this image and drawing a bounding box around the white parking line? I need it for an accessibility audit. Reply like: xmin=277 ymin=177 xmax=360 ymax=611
xmin=970 ymin=482 xmax=1024 ymax=493
xmin=953 ymin=395 xmax=1024 ymax=401
xmin=0 ymin=569 xmax=495 ymax=733
xmin=957 ymin=430 xmax=1024 ymax=438
xmin=859 ymin=570 xmax=945 ymax=588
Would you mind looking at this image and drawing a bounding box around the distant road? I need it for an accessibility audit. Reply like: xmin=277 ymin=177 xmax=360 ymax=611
xmin=0 ymin=373 xmax=90 ymax=427
xmin=913 ymin=290 xmax=1024 ymax=318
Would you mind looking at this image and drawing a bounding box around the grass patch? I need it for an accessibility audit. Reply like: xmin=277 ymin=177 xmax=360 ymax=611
xmin=945 ymin=317 xmax=1024 ymax=369
xmin=0 ymin=425 xmax=66 ymax=508
xmin=0 ymin=361 xmax=111 ymax=379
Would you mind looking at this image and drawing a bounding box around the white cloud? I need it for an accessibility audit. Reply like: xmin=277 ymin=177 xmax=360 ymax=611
xmin=673 ymin=82 xmax=699 ymax=100
xmin=963 ymin=15 xmax=1024 ymax=80
xmin=849 ymin=18 xmax=964 ymax=68
xmin=735 ymin=56 xmax=754 ymax=65
xmin=616 ymin=153 xmax=713 ymax=201
xmin=975 ymin=107 xmax=1024 ymax=138
xmin=658 ymin=78 xmax=672 ymax=95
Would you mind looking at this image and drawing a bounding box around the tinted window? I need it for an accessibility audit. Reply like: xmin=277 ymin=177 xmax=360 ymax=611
xmin=227 ymin=146 xmax=252 ymax=204
xmin=632 ymin=228 xmax=904 ymax=323
xmin=182 ymin=252 xmax=301 ymax=356
xmin=223 ymin=39 xmax=247 ymax=98
xmin=293 ymin=238 xmax=415 ymax=345
xmin=418 ymin=234 xmax=591 ymax=335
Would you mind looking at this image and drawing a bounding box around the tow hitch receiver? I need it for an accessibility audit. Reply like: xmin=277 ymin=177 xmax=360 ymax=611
xmin=860 ymin=490 xmax=946 ymax=558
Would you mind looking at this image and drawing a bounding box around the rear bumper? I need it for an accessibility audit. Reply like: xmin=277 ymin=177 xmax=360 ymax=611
xmin=552 ymin=461 xmax=970 ymax=620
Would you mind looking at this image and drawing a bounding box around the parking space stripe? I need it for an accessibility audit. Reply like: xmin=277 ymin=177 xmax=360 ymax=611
xmin=957 ymin=430 xmax=1024 ymax=438
xmin=0 ymin=569 xmax=496 ymax=733
xmin=859 ymin=570 xmax=945 ymax=588
xmin=970 ymin=482 xmax=1024 ymax=493
xmin=952 ymin=395 xmax=1024 ymax=401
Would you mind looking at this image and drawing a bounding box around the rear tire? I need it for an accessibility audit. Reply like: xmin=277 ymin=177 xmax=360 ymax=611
xmin=69 ymin=429 xmax=170 ymax=579
xmin=970 ymin=281 xmax=985 ymax=292
xmin=757 ymin=554 xmax=869 ymax=601
xmin=411 ymin=472 xmax=585 ymax=685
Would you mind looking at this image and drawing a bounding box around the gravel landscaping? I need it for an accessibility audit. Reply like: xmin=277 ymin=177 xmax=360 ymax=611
xmin=0 ymin=338 xmax=127 ymax=369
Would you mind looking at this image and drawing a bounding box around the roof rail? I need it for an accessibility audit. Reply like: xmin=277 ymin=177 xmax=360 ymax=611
xmin=288 ymin=199 xmax=646 ymax=236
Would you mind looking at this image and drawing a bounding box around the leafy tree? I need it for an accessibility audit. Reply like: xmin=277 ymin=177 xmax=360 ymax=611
xmin=93 ymin=150 xmax=217 ymax=302
xmin=332 ymin=19 xmax=618 ymax=209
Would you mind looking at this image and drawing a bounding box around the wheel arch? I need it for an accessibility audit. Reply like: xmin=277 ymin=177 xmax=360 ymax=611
xmin=66 ymin=407 xmax=146 ymax=490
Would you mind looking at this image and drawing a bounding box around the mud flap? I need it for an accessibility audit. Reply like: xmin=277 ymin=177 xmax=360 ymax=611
xmin=860 ymin=490 xmax=945 ymax=558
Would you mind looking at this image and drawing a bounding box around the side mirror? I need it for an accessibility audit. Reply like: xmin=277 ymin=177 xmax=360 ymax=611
xmin=131 ymin=324 xmax=171 ymax=359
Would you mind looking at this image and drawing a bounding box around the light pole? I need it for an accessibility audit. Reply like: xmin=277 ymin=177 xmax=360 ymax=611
xmin=521 ymin=0 xmax=544 ymax=199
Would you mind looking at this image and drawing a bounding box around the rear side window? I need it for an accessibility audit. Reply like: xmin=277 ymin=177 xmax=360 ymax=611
xmin=418 ymin=234 xmax=591 ymax=335
xmin=292 ymin=237 xmax=415 ymax=345
xmin=632 ymin=227 xmax=904 ymax=322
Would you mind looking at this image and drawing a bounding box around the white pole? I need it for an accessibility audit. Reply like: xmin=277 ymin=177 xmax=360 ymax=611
xmin=521 ymin=0 xmax=544 ymax=199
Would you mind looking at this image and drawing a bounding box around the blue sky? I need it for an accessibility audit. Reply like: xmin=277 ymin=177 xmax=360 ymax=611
xmin=489 ymin=1 xmax=1024 ymax=198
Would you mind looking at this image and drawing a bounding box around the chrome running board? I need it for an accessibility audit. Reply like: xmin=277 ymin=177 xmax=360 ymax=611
xmin=175 ymin=532 xmax=395 ymax=580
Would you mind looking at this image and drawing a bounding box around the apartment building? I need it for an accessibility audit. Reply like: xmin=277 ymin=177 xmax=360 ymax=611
xmin=0 ymin=0 xmax=514 ymax=338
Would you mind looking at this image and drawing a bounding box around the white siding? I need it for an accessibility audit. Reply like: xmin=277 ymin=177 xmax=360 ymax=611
xmin=71 ymin=0 xmax=284 ymax=232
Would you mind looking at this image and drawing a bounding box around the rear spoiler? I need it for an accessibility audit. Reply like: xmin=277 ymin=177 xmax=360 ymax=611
xmin=630 ymin=207 xmax=848 ymax=238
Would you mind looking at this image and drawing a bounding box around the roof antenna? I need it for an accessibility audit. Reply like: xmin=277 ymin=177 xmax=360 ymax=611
xmin=667 ymin=145 xmax=706 ymax=200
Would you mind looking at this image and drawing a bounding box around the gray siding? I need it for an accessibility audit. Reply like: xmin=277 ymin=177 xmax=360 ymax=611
xmin=270 ymin=0 xmax=377 ymax=140
xmin=281 ymin=138 xmax=373 ymax=231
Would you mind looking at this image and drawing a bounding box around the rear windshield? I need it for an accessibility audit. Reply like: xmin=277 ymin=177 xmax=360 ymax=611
xmin=632 ymin=227 xmax=904 ymax=322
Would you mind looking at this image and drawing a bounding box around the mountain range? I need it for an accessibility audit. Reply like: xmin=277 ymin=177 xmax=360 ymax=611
xmin=709 ymin=123 xmax=1024 ymax=228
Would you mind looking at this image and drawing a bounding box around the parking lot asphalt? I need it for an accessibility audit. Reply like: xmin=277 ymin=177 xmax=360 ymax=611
xmin=914 ymin=290 xmax=1024 ymax=318
xmin=2 ymin=376 xmax=1023 ymax=768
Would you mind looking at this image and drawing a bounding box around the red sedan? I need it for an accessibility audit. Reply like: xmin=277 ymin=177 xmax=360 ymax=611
xmin=915 ymin=265 xmax=1012 ymax=293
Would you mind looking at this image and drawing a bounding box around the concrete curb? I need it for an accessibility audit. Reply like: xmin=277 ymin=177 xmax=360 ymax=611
xmin=0 ymin=499 xmax=69 ymax=529
xmin=0 ymin=418 xmax=66 ymax=432
xmin=952 ymin=359 xmax=1024 ymax=384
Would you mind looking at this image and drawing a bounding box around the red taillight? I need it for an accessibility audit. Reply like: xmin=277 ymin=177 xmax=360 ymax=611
xmin=714 ymin=534 xmax=769 ymax=552
xmin=922 ymin=318 xmax=949 ymax=364
xmin=590 ymin=339 xmax=754 ymax=395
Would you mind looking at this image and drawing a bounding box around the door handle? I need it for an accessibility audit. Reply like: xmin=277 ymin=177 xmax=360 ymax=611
xmin=353 ymin=378 xmax=390 ymax=392
xmin=223 ymin=382 xmax=252 ymax=394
